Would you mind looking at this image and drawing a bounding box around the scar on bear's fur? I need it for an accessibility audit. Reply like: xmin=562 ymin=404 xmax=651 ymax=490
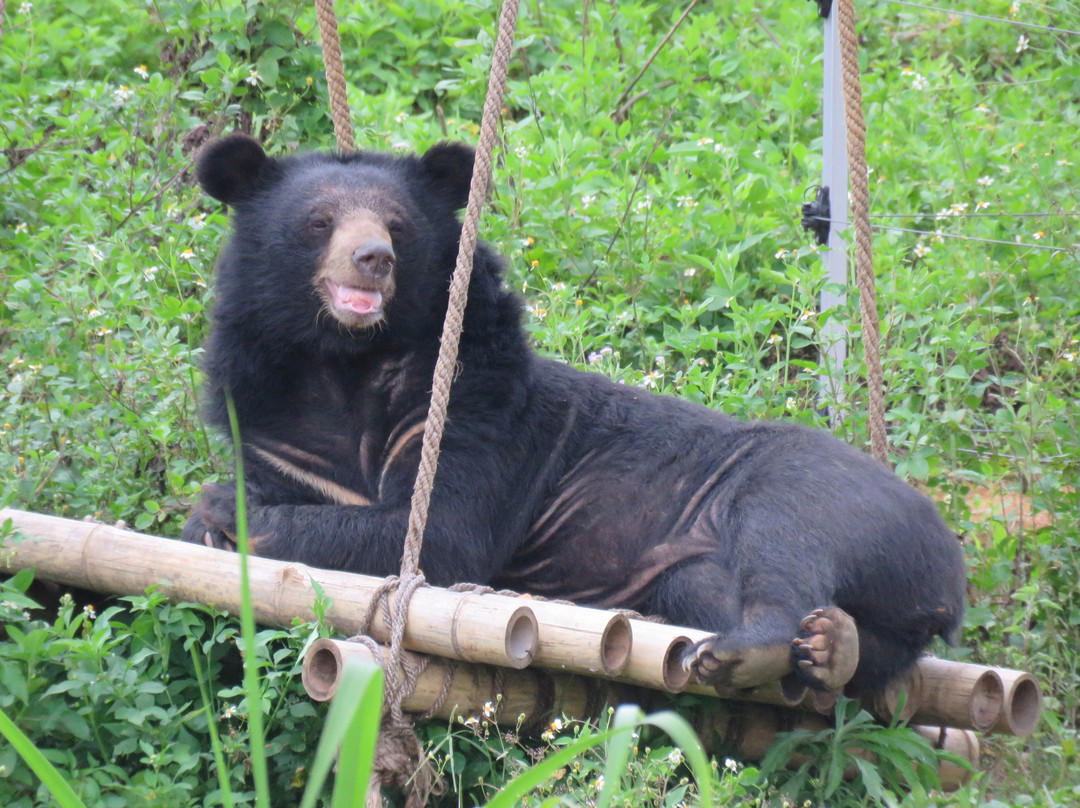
xmin=184 ymin=134 xmax=967 ymax=698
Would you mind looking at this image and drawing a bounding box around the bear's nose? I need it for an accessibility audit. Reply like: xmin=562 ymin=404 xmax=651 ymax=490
xmin=351 ymin=240 xmax=395 ymax=279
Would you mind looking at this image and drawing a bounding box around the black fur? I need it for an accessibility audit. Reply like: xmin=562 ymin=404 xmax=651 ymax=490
xmin=184 ymin=135 xmax=967 ymax=696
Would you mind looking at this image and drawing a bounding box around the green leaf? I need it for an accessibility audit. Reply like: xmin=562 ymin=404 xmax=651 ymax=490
xmin=0 ymin=707 xmax=88 ymax=808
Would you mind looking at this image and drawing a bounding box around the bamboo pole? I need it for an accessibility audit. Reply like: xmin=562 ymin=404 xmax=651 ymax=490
xmin=1 ymin=508 xmax=538 ymax=670
xmin=302 ymin=638 xmax=598 ymax=724
xmin=875 ymin=657 xmax=1007 ymax=733
xmin=618 ymin=620 xmax=694 ymax=692
xmin=1 ymin=509 xmax=1043 ymax=740
xmin=306 ymin=639 xmax=976 ymax=791
xmin=524 ymin=599 xmax=632 ymax=676
xmin=991 ymin=668 xmax=1042 ymax=736
xmin=913 ymin=725 xmax=980 ymax=792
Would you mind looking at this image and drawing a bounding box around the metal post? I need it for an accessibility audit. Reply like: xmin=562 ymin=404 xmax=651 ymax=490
xmin=819 ymin=4 xmax=849 ymax=418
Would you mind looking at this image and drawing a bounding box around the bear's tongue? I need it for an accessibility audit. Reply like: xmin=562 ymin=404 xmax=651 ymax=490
xmin=326 ymin=279 xmax=383 ymax=315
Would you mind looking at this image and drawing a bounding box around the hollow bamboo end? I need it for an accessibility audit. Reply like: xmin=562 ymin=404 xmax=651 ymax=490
xmin=996 ymin=673 xmax=1043 ymax=736
xmin=505 ymin=606 xmax=539 ymax=669
xmin=662 ymin=636 xmax=693 ymax=692
xmin=599 ymin=614 xmax=633 ymax=676
xmin=970 ymin=670 xmax=1005 ymax=732
xmin=302 ymin=638 xmax=345 ymax=702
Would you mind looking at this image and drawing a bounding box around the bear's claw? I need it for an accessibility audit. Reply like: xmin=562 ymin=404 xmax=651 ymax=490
xmin=790 ymin=606 xmax=860 ymax=692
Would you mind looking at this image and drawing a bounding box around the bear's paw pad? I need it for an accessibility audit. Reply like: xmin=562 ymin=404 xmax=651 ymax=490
xmin=791 ymin=607 xmax=860 ymax=691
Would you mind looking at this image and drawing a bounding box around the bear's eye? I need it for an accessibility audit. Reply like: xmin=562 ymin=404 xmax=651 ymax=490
xmin=387 ymin=218 xmax=406 ymax=236
xmin=308 ymin=216 xmax=333 ymax=233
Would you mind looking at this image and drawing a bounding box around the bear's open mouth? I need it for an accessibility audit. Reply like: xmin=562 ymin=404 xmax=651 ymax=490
xmin=324 ymin=279 xmax=383 ymax=316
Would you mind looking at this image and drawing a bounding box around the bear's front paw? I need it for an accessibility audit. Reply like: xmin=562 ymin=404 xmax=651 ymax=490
xmin=181 ymin=507 xmax=237 ymax=552
xmin=791 ymin=607 xmax=860 ymax=693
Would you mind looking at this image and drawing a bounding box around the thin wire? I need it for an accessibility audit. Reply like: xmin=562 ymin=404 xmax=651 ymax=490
xmin=869 ymin=211 xmax=1080 ymax=220
xmin=818 ymin=217 xmax=1072 ymax=253
xmin=881 ymin=0 xmax=1080 ymax=37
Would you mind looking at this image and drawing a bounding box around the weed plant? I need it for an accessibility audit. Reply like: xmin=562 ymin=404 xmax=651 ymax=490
xmin=1 ymin=0 xmax=1078 ymax=805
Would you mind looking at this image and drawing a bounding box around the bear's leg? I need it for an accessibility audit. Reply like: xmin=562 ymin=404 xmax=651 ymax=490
xmin=839 ymin=615 xmax=939 ymax=697
xmin=683 ymin=605 xmax=858 ymax=693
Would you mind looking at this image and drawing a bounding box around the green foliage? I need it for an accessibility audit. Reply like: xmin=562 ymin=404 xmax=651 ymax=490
xmin=2 ymin=0 xmax=1079 ymax=805
xmin=757 ymin=697 xmax=963 ymax=807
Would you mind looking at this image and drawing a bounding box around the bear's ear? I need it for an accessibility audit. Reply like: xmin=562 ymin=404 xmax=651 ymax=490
xmin=419 ymin=142 xmax=475 ymax=210
xmin=196 ymin=134 xmax=273 ymax=205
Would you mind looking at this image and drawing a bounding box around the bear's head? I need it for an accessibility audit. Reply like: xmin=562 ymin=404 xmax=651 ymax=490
xmin=196 ymin=134 xmax=479 ymax=355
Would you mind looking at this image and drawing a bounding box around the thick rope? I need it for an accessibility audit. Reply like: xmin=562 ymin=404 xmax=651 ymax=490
xmin=314 ymin=0 xmax=355 ymax=152
xmin=316 ymin=0 xmax=519 ymax=803
xmin=400 ymin=0 xmax=520 ymax=578
xmin=836 ymin=0 xmax=889 ymax=465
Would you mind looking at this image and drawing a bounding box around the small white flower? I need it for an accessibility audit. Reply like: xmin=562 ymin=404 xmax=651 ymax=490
xmin=394 ymin=112 xmax=408 ymax=123
xmin=1033 ymin=231 xmax=1044 ymax=240
xmin=634 ymin=196 xmax=652 ymax=213
xmin=785 ymin=397 xmax=796 ymax=410
xmin=697 ymin=137 xmax=714 ymax=146
xmin=134 ymin=65 xmax=150 ymax=80
xmin=551 ymin=281 xmax=566 ymax=292
xmin=1016 ymin=34 xmax=1030 ymax=53
xmin=676 ymin=195 xmax=697 ymax=209
xmin=88 ymin=245 xmax=105 ymax=262
xmin=683 ymin=267 xmax=696 ymax=277
xmin=1062 ymin=353 xmax=1076 ymax=363
xmin=189 ymin=213 xmax=207 ymax=231
xmin=667 ymin=748 xmax=683 ymax=766
xmin=766 ymin=334 xmax=782 ymax=345
xmin=18 ymin=1 xmax=32 ymax=14
xmin=1057 ymin=159 xmax=1074 ymax=167
xmin=179 ymin=249 xmax=196 ymax=261
xmin=976 ymin=175 xmax=993 ymax=187
xmin=221 ymin=705 xmax=237 ymax=720
xmin=245 ymin=69 xmax=260 ymax=86
xmin=976 ymin=201 xmax=991 ymax=210
xmin=1010 ymin=1 xmax=1020 ymax=15
xmin=775 ymin=248 xmax=789 ymax=259
xmin=14 ymin=222 xmax=28 ymax=235
xmin=113 ymin=85 xmax=135 ymax=105
xmin=911 ymin=73 xmax=929 ymax=91
xmin=713 ymin=143 xmax=734 ymax=158
xmin=654 ymin=355 xmax=665 ymax=368
xmin=513 ymin=146 xmax=527 ymax=158
xmin=83 ymin=604 xmax=97 ymax=619
xmin=913 ymin=243 xmax=931 ymax=258
xmin=639 ymin=370 xmax=662 ymax=389
xmin=593 ymin=775 xmax=605 ymax=790
xmin=580 ymin=194 xmax=596 ymax=207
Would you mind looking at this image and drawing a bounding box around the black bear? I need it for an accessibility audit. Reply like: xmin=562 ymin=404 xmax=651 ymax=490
xmin=184 ymin=134 xmax=966 ymax=697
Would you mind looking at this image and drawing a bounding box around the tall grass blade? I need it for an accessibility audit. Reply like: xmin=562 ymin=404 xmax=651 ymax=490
xmin=225 ymin=391 xmax=271 ymax=808
xmin=299 ymin=658 xmax=384 ymax=808
xmin=0 ymin=707 xmax=88 ymax=808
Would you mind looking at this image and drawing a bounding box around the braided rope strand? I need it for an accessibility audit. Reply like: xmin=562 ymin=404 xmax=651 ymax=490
xmin=400 ymin=0 xmax=520 ymax=577
xmin=314 ymin=0 xmax=355 ymax=152
xmin=837 ymin=0 xmax=889 ymax=465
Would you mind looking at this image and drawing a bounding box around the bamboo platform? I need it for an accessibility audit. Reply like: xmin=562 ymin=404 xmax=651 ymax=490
xmin=0 ymin=508 xmax=1047 ymax=788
